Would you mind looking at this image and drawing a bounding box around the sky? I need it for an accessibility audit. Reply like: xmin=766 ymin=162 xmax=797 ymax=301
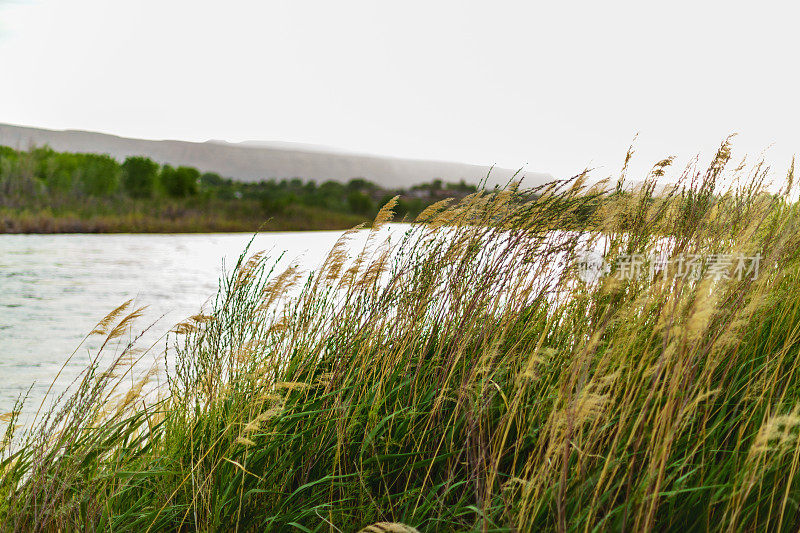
xmin=0 ymin=0 xmax=799 ymax=183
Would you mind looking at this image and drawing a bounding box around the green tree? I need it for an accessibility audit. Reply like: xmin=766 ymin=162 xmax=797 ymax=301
xmin=200 ymin=172 xmax=225 ymax=187
xmin=122 ymin=156 xmax=160 ymax=198
xmin=161 ymin=165 xmax=199 ymax=198
xmin=347 ymin=190 xmax=373 ymax=215
xmin=0 ymin=146 xmax=37 ymax=197
xmin=78 ymin=154 xmax=121 ymax=196
xmin=347 ymin=178 xmax=373 ymax=192
xmin=33 ymin=147 xmax=76 ymax=193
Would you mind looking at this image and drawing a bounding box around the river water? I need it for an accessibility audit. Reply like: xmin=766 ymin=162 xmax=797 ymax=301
xmin=0 ymin=228 xmax=405 ymax=415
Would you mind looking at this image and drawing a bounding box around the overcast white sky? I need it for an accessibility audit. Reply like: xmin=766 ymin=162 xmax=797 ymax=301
xmin=0 ymin=0 xmax=798 ymax=182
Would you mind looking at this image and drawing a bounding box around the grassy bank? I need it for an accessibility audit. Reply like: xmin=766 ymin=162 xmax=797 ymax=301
xmin=0 ymin=198 xmax=366 ymax=233
xmin=4 ymin=140 xmax=800 ymax=531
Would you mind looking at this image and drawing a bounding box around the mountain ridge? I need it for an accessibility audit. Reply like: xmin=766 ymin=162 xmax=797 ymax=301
xmin=0 ymin=123 xmax=552 ymax=189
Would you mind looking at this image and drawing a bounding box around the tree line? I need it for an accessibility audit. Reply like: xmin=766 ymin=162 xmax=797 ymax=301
xmin=0 ymin=145 xmax=478 ymax=220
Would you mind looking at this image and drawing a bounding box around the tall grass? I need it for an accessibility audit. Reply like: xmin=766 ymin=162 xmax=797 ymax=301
xmin=3 ymin=139 xmax=800 ymax=531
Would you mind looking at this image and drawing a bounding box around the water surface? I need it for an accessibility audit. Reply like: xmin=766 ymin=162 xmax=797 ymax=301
xmin=0 ymin=229 xmax=400 ymax=414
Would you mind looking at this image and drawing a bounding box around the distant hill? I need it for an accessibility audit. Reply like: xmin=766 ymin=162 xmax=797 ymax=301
xmin=0 ymin=123 xmax=552 ymax=189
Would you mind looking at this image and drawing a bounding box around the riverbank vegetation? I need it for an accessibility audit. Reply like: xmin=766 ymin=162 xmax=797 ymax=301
xmin=0 ymin=145 xmax=478 ymax=232
xmin=4 ymin=139 xmax=800 ymax=531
